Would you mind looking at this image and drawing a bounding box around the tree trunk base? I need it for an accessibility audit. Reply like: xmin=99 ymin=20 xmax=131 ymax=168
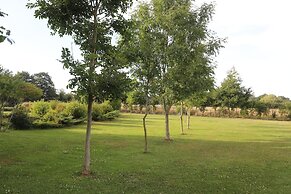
xmin=164 ymin=138 xmax=173 ymax=141
xmin=180 ymin=132 xmax=187 ymax=135
xmin=82 ymin=169 xmax=90 ymax=176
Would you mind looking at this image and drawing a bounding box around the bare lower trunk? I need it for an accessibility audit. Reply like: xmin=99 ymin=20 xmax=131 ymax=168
xmin=165 ymin=111 xmax=170 ymax=140
xmin=162 ymin=98 xmax=171 ymax=140
xmin=143 ymin=113 xmax=148 ymax=153
xmin=180 ymin=102 xmax=184 ymax=134
xmin=187 ymin=109 xmax=190 ymax=129
xmin=82 ymin=95 xmax=93 ymax=175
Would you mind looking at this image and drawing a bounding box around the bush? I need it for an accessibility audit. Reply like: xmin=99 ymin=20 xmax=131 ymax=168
xmin=10 ymin=106 xmax=32 ymax=130
xmin=103 ymin=110 xmax=120 ymax=120
xmin=43 ymin=109 xmax=59 ymax=123
xmin=99 ymin=101 xmax=113 ymax=114
xmin=65 ymin=101 xmax=86 ymax=119
xmin=92 ymin=103 xmax=102 ymax=121
xmin=92 ymin=101 xmax=113 ymax=121
xmin=110 ymin=99 xmax=122 ymax=110
xmin=32 ymin=120 xmax=62 ymax=129
xmin=31 ymin=100 xmax=51 ymax=118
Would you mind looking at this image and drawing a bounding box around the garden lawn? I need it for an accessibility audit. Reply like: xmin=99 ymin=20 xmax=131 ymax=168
xmin=1 ymin=113 xmax=291 ymax=193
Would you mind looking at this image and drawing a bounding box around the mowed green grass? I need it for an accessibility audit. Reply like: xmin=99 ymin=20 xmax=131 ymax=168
xmin=1 ymin=114 xmax=291 ymax=193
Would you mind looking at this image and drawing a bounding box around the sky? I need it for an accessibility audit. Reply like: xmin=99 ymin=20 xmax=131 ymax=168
xmin=0 ymin=0 xmax=291 ymax=98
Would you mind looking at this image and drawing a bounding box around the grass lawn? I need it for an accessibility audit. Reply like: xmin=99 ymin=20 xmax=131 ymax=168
xmin=1 ymin=113 xmax=291 ymax=193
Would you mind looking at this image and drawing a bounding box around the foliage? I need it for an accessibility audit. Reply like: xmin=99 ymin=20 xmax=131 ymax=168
xmin=92 ymin=101 xmax=114 ymax=121
xmin=10 ymin=106 xmax=32 ymax=129
xmin=57 ymin=89 xmax=74 ymax=102
xmin=32 ymin=72 xmax=57 ymax=100
xmin=216 ymin=67 xmax=252 ymax=110
xmin=126 ymin=90 xmax=146 ymax=111
xmin=32 ymin=120 xmax=62 ymax=129
xmin=17 ymin=82 xmax=43 ymax=102
xmin=31 ymin=100 xmax=51 ymax=118
xmin=0 ymin=10 xmax=14 ymax=44
xmin=110 ymin=99 xmax=122 ymax=110
xmin=64 ymin=101 xmax=86 ymax=119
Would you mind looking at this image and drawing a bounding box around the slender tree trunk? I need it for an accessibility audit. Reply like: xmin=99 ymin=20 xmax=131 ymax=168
xmin=187 ymin=108 xmax=190 ymax=130
xmin=143 ymin=93 xmax=149 ymax=153
xmin=180 ymin=101 xmax=184 ymax=134
xmin=83 ymin=94 xmax=93 ymax=175
xmin=82 ymin=2 xmax=98 ymax=175
xmin=143 ymin=112 xmax=148 ymax=153
xmin=163 ymin=98 xmax=171 ymax=140
xmin=165 ymin=111 xmax=170 ymax=140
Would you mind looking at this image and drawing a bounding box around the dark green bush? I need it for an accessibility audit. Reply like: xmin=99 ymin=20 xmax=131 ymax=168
xmin=10 ymin=107 xmax=32 ymax=130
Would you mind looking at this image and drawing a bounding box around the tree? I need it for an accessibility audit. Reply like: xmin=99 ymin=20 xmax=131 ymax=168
xmin=57 ymin=89 xmax=74 ymax=102
xmin=15 ymin=71 xmax=34 ymax=83
xmin=0 ymin=10 xmax=14 ymax=44
xmin=129 ymin=0 xmax=223 ymax=140
xmin=32 ymin=72 xmax=57 ymax=101
xmin=216 ymin=67 xmax=252 ymax=114
xmin=120 ymin=2 xmax=160 ymax=151
xmin=28 ymin=0 xmax=132 ymax=175
xmin=17 ymin=82 xmax=43 ymax=102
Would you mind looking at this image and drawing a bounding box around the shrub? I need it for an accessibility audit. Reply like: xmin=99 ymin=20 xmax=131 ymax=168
xmin=65 ymin=101 xmax=86 ymax=119
xmin=31 ymin=100 xmax=51 ymax=118
xmin=10 ymin=106 xmax=32 ymax=130
xmin=92 ymin=103 xmax=102 ymax=121
xmin=32 ymin=120 xmax=62 ymax=129
xmin=43 ymin=109 xmax=59 ymax=123
xmin=92 ymin=101 xmax=114 ymax=121
xmin=103 ymin=110 xmax=120 ymax=120
xmin=99 ymin=101 xmax=113 ymax=114
xmin=110 ymin=99 xmax=122 ymax=110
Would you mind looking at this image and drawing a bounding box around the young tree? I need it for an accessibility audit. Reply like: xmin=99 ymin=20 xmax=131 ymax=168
xmin=28 ymin=0 xmax=132 ymax=175
xmin=130 ymin=0 xmax=224 ymax=140
xmin=121 ymin=3 xmax=159 ymax=152
xmin=216 ymin=67 xmax=252 ymax=114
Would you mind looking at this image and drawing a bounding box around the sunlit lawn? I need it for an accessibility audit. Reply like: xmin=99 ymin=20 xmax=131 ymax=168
xmin=1 ymin=113 xmax=291 ymax=193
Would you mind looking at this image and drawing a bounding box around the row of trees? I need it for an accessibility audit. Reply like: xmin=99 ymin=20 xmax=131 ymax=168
xmin=126 ymin=66 xmax=291 ymax=121
xmin=26 ymin=0 xmax=224 ymax=175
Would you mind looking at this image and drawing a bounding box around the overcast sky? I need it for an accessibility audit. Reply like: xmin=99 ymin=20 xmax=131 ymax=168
xmin=1 ymin=0 xmax=291 ymax=98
